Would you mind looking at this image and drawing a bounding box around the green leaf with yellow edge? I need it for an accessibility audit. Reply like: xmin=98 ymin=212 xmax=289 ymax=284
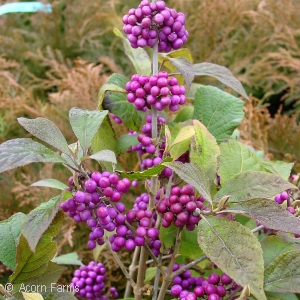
xmin=213 ymin=171 xmax=296 ymax=203
xmin=193 ymin=86 xmax=244 ymax=144
xmin=218 ymin=140 xmax=265 ymax=185
xmin=170 ymin=121 xmax=194 ymax=160
xmin=264 ymin=249 xmax=300 ymax=293
xmin=198 ymin=216 xmax=266 ymax=300
xmin=0 ymin=212 xmax=25 ymax=270
xmin=190 ymin=120 xmax=220 ymax=185
xmin=222 ymin=199 xmax=300 ymax=235
xmin=163 ymin=162 xmax=212 ymax=203
xmin=10 ymin=211 xmax=63 ymax=285
xmin=113 ymin=28 xmax=151 ymax=76
xmin=117 ymin=157 xmax=172 ymax=180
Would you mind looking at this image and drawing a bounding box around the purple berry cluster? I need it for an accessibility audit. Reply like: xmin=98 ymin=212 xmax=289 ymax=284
xmin=125 ymin=72 xmax=186 ymax=112
xmin=170 ymin=266 xmax=236 ymax=300
xmin=109 ymin=192 xmax=161 ymax=255
xmin=122 ymin=0 xmax=188 ymax=51
xmin=157 ymin=185 xmax=204 ymax=231
xmin=60 ymin=172 xmax=130 ymax=249
xmin=71 ymin=262 xmax=110 ymax=300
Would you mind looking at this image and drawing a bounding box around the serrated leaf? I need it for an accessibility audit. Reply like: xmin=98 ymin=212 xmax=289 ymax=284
xmin=52 ymin=252 xmax=83 ymax=266
xmin=261 ymin=160 xmax=293 ymax=181
xmin=218 ymin=140 xmax=265 ymax=185
xmin=88 ymin=150 xmax=117 ymax=165
xmin=193 ymin=86 xmax=244 ymax=143
xmin=21 ymin=195 xmax=63 ymax=252
xmin=117 ymin=134 xmax=139 ymax=153
xmin=69 ymin=108 xmax=108 ymax=155
xmin=180 ymin=228 xmax=205 ymax=259
xmin=222 ymin=199 xmax=300 ymax=235
xmin=190 ymin=120 xmax=220 ymax=185
xmin=261 ymin=235 xmax=299 ymax=268
xmin=163 ymin=162 xmax=212 ymax=203
xmin=213 ymin=171 xmax=296 ymax=203
xmin=192 ymin=62 xmax=249 ymax=100
xmin=198 ymin=216 xmax=266 ymax=300
xmin=173 ymin=106 xmax=194 ymax=123
xmin=164 ymin=56 xmax=194 ymax=86
xmin=0 ymin=138 xmax=66 ymax=173
xmin=264 ymin=249 xmax=300 ymax=293
xmin=10 ymin=212 xmax=63 ymax=285
xmin=22 ymin=293 xmax=44 ymax=300
xmin=114 ymin=28 xmax=151 ymax=75
xmin=0 ymin=213 xmax=25 ymax=270
xmin=117 ymin=157 xmax=172 ymax=180
xmin=31 ymin=179 xmax=67 ymax=190
xmin=17 ymin=118 xmax=70 ymax=154
xmin=106 ymin=74 xmax=145 ymax=131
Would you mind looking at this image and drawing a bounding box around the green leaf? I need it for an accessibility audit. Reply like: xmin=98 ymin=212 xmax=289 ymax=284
xmin=17 ymin=118 xmax=70 ymax=155
xmin=170 ymin=121 xmax=194 ymax=160
xmin=100 ymin=74 xmax=144 ymax=131
xmin=198 ymin=216 xmax=266 ymax=300
xmin=113 ymin=28 xmax=151 ymax=76
xmin=163 ymin=162 xmax=212 ymax=203
xmin=45 ymin=291 xmax=77 ymax=300
xmin=265 ymin=292 xmax=298 ymax=300
xmin=0 ymin=213 xmax=25 ymax=270
xmin=117 ymin=134 xmax=138 ymax=153
xmin=21 ymin=195 xmax=62 ymax=252
xmin=145 ymin=267 xmax=157 ymax=284
xmin=52 ymin=252 xmax=83 ymax=266
xmin=69 ymin=108 xmax=108 ymax=155
xmin=161 ymin=55 xmax=194 ymax=86
xmin=264 ymin=249 xmax=300 ymax=293
xmin=261 ymin=235 xmax=299 ymax=268
xmin=193 ymin=86 xmax=244 ymax=143
xmin=10 ymin=211 xmax=63 ymax=285
xmin=222 ymin=199 xmax=300 ymax=235
xmin=159 ymin=223 xmax=177 ymax=249
xmin=117 ymin=157 xmax=172 ymax=180
xmin=87 ymin=150 xmax=117 ymax=165
xmin=218 ymin=140 xmax=265 ymax=185
xmin=0 ymin=138 xmax=66 ymax=173
xmin=15 ymin=262 xmax=66 ymax=298
xmin=213 ymin=171 xmax=296 ymax=203
xmin=261 ymin=161 xmax=294 ymax=181
xmin=190 ymin=120 xmax=220 ymax=185
xmin=192 ymin=62 xmax=249 ymax=100
xmin=91 ymin=116 xmax=118 ymax=172
xmin=31 ymin=179 xmax=68 ymax=190
xmin=180 ymin=228 xmax=205 ymax=259
xmin=173 ymin=106 xmax=194 ymax=123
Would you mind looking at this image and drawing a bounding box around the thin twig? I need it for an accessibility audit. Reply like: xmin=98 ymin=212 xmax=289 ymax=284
xmin=124 ymin=247 xmax=140 ymax=298
xmin=251 ymin=225 xmax=264 ymax=233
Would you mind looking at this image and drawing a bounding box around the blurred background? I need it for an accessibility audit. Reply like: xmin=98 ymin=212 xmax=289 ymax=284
xmin=0 ymin=0 xmax=299 ymax=293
